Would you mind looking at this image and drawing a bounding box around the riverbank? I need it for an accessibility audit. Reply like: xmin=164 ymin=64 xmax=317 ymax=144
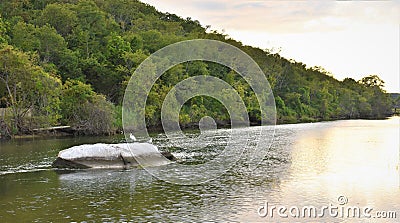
xmin=2 ymin=114 xmax=396 ymax=141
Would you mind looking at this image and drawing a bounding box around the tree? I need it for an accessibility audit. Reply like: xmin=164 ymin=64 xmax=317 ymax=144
xmin=359 ymin=75 xmax=385 ymax=88
xmin=73 ymin=0 xmax=118 ymax=57
xmin=11 ymin=22 xmax=82 ymax=79
xmin=0 ymin=16 xmax=9 ymax=44
xmin=37 ymin=3 xmax=79 ymax=37
xmin=359 ymin=75 xmax=391 ymax=118
xmin=60 ymin=79 xmax=115 ymax=135
xmin=105 ymin=32 xmax=131 ymax=65
xmin=0 ymin=0 xmax=394 ymax=132
xmin=0 ymin=45 xmax=61 ymax=133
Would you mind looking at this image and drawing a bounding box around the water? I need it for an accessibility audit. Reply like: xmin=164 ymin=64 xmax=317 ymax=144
xmin=0 ymin=117 xmax=399 ymax=222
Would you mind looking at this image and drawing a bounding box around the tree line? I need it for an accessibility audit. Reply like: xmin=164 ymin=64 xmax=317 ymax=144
xmin=0 ymin=0 xmax=394 ymax=139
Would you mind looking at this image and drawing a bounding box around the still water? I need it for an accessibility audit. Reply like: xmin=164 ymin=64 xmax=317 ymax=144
xmin=0 ymin=117 xmax=399 ymax=222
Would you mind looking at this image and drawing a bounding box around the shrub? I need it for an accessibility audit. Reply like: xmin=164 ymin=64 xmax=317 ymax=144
xmin=60 ymin=80 xmax=115 ymax=135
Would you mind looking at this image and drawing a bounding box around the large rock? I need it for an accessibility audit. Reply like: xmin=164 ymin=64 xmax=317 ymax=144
xmin=52 ymin=143 xmax=175 ymax=169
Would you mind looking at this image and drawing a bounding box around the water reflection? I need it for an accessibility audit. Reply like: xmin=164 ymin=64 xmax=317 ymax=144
xmin=278 ymin=117 xmax=399 ymax=219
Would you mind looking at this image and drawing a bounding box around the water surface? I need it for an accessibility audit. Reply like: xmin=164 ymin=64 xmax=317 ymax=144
xmin=0 ymin=117 xmax=399 ymax=222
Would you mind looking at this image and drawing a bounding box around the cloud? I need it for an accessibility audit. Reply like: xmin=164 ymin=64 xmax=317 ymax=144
xmin=141 ymin=0 xmax=400 ymax=33
xmin=191 ymin=1 xmax=228 ymax=11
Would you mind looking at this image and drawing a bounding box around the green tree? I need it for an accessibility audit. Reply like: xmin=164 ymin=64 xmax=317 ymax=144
xmin=11 ymin=21 xmax=82 ymax=79
xmin=0 ymin=45 xmax=61 ymax=133
xmin=36 ymin=3 xmax=79 ymax=37
xmin=360 ymin=75 xmax=385 ymax=88
xmin=73 ymin=0 xmax=118 ymax=57
xmin=0 ymin=0 xmax=394 ymax=132
xmin=0 ymin=16 xmax=9 ymax=44
xmin=359 ymin=75 xmax=391 ymax=118
xmin=60 ymin=79 xmax=115 ymax=135
xmin=106 ymin=32 xmax=132 ymax=65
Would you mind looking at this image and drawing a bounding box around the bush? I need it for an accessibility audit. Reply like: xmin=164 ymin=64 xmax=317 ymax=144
xmin=60 ymin=80 xmax=115 ymax=135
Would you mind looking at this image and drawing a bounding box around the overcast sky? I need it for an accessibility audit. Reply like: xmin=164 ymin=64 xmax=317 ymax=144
xmin=141 ymin=0 xmax=399 ymax=92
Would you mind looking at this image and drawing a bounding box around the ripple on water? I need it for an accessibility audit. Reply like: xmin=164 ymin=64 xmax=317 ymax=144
xmin=0 ymin=118 xmax=399 ymax=222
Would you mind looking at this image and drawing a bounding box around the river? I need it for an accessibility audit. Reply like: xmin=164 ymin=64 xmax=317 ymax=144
xmin=0 ymin=117 xmax=399 ymax=222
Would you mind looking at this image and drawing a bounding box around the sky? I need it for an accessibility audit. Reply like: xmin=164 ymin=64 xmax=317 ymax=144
xmin=140 ymin=0 xmax=400 ymax=93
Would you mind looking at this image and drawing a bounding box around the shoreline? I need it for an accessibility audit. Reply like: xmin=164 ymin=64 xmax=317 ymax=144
xmin=2 ymin=115 xmax=397 ymax=142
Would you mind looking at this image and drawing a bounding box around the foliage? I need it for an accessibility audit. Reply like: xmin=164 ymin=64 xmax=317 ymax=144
xmin=60 ymin=79 xmax=115 ymax=135
xmin=0 ymin=16 xmax=9 ymax=44
xmin=0 ymin=44 xmax=61 ymax=133
xmin=0 ymin=0 xmax=394 ymax=137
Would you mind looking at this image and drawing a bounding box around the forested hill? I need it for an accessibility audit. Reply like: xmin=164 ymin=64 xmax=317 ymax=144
xmin=0 ymin=0 xmax=394 ymax=138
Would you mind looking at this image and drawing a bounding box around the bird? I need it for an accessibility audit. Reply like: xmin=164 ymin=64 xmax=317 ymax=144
xmin=147 ymin=138 xmax=153 ymax=144
xmin=129 ymin=133 xmax=136 ymax=142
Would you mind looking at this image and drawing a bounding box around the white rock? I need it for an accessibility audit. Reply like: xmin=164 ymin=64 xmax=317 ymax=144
xmin=54 ymin=143 xmax=172 ymax=169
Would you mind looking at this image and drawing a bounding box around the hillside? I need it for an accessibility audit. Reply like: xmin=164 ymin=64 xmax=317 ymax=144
xmin=0 ymin=0 xmax=393 ymax=138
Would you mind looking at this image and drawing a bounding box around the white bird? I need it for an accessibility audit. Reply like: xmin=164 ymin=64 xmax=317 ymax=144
xmin=147 ymin=138 xmax=153 ymax=144
xmin=129 ymin=133 xmax=136 ymax=142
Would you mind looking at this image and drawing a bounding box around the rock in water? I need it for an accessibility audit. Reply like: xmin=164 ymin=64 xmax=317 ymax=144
xmin=52 ymin=143 xmax=175 ymax=169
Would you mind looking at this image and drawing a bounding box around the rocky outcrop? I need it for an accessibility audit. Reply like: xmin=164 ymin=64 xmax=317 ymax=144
xmin=52 ymin=143 xmax=175 ymax=169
